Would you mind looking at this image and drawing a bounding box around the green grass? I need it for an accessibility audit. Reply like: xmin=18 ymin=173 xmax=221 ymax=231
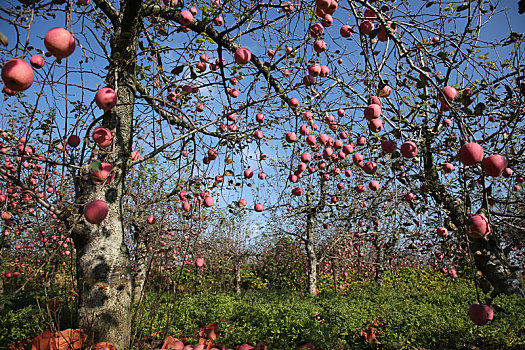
xmin=2 ymin=268 xmax=524 ymax=350
xmin=136 ymin=282 xmax=525 ymax=349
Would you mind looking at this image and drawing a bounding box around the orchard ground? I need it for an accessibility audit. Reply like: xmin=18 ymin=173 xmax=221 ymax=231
xmin=2 ymin=262 xmax=525 ymax=349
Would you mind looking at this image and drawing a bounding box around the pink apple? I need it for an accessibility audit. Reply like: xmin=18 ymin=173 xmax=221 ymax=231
xmin=469 ymin=303 xmax=493 ymax=326
xmin=203 ymin=196 xmax=214 ymax=207
xmin=400 ymin=141 xmax=418 ymax=158
xmin=254 ymin=203 xmax=264 ymax=212
xmin=436 ymin=227 xmax=448 ymax=238
xmin=238 ymin=199 xmax=247 ymax=208
xmin=288 ymin=97 xmax=299 ymax=108
xmin=196 ymin=258 xmax=205 ymax=267
xmin=340 ymin=25 xmax=352 ymax=38
xmin=1 ymin=59 xmax=34 ymax=92
xmin=364 ymin=104 xmax=381 ymax=121
xmin=381 ymin=140 xmax=396 ymax=153
xmin=458 ymin=142 xmax=484 ymax=166
xmin=310 ymin=23 xmax=324 ymax=38
xmin=92 ymin=127 xmax=113 ymax=148
xmin=363 ymin=161 xmax=378 ymax=175
xmin=256 ymin=112 xmax=264 ymax=123
xmin=482 ymin=154 xmax=506 ymax=177
xmin=30 ymin=55 xmax=45 ymax=69
xmin=359 ymin=20 xmax=374 ymax=34
xmin=322 ymin=14 xmax=333 ymax=27
xmin=92 ymin=162 xmax=114 ymax=183
xmin=285 ymin=132 xmax=297 ymax=143
xmin=254 ymin=130 xmax=263 ymax=140
xmin=147 ymin=215 xmax=156 ymax=224
xmin=353 ymin=153 xmax=364 ymax=166
xmin=441 ymin=86 xmax=458 ymax=101
xmin=369 ymin=180 xmax=380 ymax=191
xmin=442 ymin=162 xmax=454 ymax=174
xmin=67 ymin=135 xmax=81 ymax=147
xmin=179 ymin=10 xmax=193 ymax=26
xmin=234 ymin=47 xmax=251 ymax=65
xmin=308 ymin=63 xmax=321 ymax=77
xmin=95 ymin=87 xmax=117 ymax=110
xmin=368 ymin=119 xmax=383 ymax=133
xmin=44 ymin=28 xmax=76 ymax=59
xmin=502 ymin=168 xmax=513 ymax=178
xmin=313 ymin=40 xmax=327 ymax=53
xmin=244 ymin=169 xmax=253 ymax=179
xmin=319 ymin=65 xmax=329 ymax=77
xmin=84 ymin=200 xmax=108 ymax=224
xmin=469 ymin=214 xmax=490 ymax=238
xmin=131 ymin=151 xmax=140 ymax=160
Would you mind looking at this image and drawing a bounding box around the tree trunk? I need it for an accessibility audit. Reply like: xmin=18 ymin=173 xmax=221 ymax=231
xmin=235 ymin=263 xmax=241 ymax=295
xmin=305 ymin=212 xmax=318 ymax=296
xmin=133 ymin=226 xmax=149 ymax=303
xmin=71 ymin=2 xmax=142 ymax=347
xmin=375 ymin=243 xmax=385 ymax=287
xmin=331 ymin=257 xmax=338 ymax=294
xmin=423 ymin=131 xmax=524 ymax=297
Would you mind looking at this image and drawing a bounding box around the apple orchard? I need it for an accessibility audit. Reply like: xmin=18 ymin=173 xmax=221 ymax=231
xmin=0 ymin=0 xmax=524 ymax=349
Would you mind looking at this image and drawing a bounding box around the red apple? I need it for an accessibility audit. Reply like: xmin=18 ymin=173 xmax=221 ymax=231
xmin=147 ymin=215 xmax=156 ymax=224
xmin=313 ymin=40 xmax=326 ymax=53
xmin=363 ymin=161 xmax=377 ymax=175
xmin=1 ymin=59 xmax=34 ymax=92
xmin=30 ymin=55 xmax=45 ymax=69
xmin=368 ymin=118 xmax=383 ymax=133
xmin=469 ymin=303 xmax=493 ymax=326
xmin=234 ymin=47 xmax=251 ymax=65
xmin=292 ymin=187 xmax=303 ymax=196
xmin=310 ymin=23 xmax=324 ymax=38
xmin=482 ymin=154 xmax=506 ymax=177
xmin=381 ymin=140 xmax=397 ymax=153
xmin=364 ymin=104 xmax=381 ymax=121
xmin=436 ymin=227 xmax=448 ymax=238
xmin=458 ymin=142 xmax=484 ymax=166
xmin=359 ymin=20 xmax=374 ymax=35
xmin=67 ymin=135 xmax=81 ymax=147
xmin=244 ymin=169 xmax=253 ymax=179
xmin=92 ymin=162 xmax=114 ymax=183
xmin=340 ymin=25 xmax=352 ymax=38
xmin=44 ymin=28 xmax=76 ymax=59
xmin=442 ymin=162 xmax=454 ymax=174
xmin=84 ymin=200 xmax=109 ymax=224
xmin=400 ymin=141 xmax=418 ymax=158
xmin=179 ymin=10 xmax=193 ymax=26
xmin=95 ymin=87 xmax=117 ymax=110
xmin=469 ymin=214 xmax=490 ymax=238
xmin=92 ymin=127 xmax=113 ymax=148
xmin=254 ymin=203 xmax=264 ymax=212
xmin=369 ymin=180 xmax=380 ymax=191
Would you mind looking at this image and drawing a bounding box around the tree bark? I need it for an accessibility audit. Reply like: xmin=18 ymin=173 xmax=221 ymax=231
xmin=374 ymin=242 xmax=385 ymax=287
xmin=235 ymin=263 xmax=241 ymax=295
xmin=423 ymin=130 xmax=524 ymax=297
xmin=305 ymin=212 xmax=318 ymax=296
xmin=133 ymin=225 xmax=149 ymax=303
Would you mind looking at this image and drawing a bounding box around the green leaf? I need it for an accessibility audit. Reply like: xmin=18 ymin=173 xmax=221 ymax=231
xmin=0 ymin=32 xmax=8 ymax=47
xmin=90 ymin=160 xmax=102 ymax=172
xmin=171 ymin=65 xmax=184 ymax=75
